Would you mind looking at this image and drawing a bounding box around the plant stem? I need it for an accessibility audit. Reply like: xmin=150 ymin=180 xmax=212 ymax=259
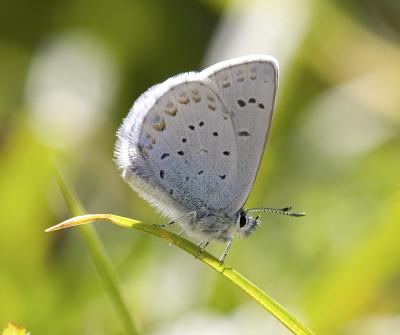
xmin=56 ymin=174 xmax=139 ymax=335
xmin=48 ymin=213 xmax=315 ymax=335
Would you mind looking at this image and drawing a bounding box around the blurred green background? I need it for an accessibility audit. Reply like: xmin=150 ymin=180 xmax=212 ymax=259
xmin=1 ymin=0 xmax=399 ymax=334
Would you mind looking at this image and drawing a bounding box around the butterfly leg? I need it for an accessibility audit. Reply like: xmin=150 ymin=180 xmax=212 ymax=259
xmin=219 ymin=238 xmax=233 ymax=263
xmin=152 ymin=221 xmax=175 ymax=228
xmin=153 ymin=211 xmax=197 ymax=228
xmin=195 ymin=240 xmax=210 ymax=258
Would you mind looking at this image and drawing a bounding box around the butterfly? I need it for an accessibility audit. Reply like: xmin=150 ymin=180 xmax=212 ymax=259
xmin=115 ymin=55 xmax=304 ymax=262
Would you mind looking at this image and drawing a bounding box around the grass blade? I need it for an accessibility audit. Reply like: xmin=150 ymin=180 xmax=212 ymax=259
xmin=48 ymin=212 xmax=315 ymax=335
xmin=55 ymin=173 xmax=140 ymax=335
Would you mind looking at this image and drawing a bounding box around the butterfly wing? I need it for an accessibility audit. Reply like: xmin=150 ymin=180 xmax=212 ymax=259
xmin=116 ymin=56 xmax=278 ymax=220
xmin=203 ymin=56 xmax=279 ymax=213
xmin=115 ymin=73 xmax=239 ymax=220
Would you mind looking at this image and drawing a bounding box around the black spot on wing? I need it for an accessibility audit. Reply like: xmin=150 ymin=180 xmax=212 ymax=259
xmin=237 ymin=130 xmax=250 ymax=137
xmin=161 ymin=153 xmax=170 ymax=160
xmin=237 ymin=99 xmax=246 ymax=107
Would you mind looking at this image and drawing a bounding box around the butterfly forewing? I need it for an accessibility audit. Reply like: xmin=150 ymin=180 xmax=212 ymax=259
xmin=205 ymin=58 xmax=278 ymax=213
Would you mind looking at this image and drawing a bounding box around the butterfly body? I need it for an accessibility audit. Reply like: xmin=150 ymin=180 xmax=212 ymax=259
xmin=115 ymin=55 xmax=279 ymax=248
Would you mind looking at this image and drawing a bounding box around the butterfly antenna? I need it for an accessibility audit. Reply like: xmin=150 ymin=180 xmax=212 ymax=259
xmin=247 ymin=206 xmax=305 ymax=217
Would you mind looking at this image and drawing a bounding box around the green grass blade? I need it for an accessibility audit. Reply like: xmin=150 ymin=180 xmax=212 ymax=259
xmin=47 ymin=212 xmax=315 ymax=335
xmin=55 ymin=174 xmax=140 ymax=335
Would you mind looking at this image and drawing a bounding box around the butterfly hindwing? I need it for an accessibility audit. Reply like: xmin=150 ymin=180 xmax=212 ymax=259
xmin=137 ymin=79 xmax=239 ymax=215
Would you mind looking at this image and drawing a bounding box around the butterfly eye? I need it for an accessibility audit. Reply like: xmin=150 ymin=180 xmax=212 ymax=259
xmin=239 ymin=212 xmax=247 ymax=228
